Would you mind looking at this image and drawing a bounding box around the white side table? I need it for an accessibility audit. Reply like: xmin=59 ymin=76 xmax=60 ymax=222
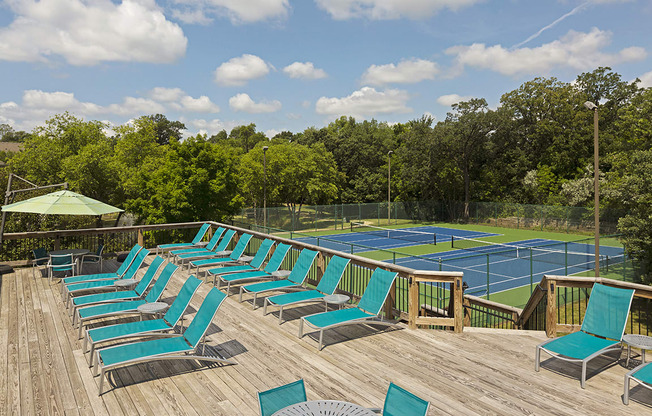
xmin=271 ymin=270 xmax=291 ymax=279
xmin=138 ymin=302 xmax=169 ymax=320
xmin=623 ymin=334 xmax=652 ymax=366
xmin=238 ymin=256 xmax=254 ymax=263
xmin=114 ymin=279 xmax=139 ymax=290
xmin=323 ymin=294 xmax=350 ymax=311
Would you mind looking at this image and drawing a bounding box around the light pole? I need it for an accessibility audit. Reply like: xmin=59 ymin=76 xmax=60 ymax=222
xmin=584 ymin=101 xmax=600 ymax=277
xmin=263 ymin=146 xmax=268 ymax=230
xmin=388 ymin=150 xmax=393 ymax=225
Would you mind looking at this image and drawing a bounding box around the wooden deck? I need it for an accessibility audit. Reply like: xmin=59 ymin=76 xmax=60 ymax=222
xmin=2 ymin=256 xmax=651 ymax=415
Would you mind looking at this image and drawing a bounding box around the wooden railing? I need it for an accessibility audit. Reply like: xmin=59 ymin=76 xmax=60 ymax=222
xmin=518 ymin=275 xmax=652 ymax=337
xmin=1 ymin=220 xmax=465 ymax=332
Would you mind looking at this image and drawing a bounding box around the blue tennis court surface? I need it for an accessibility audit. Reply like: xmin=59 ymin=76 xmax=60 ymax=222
xmin=295 ymin=225 xmax=497 ymax=253
xmin=388 ymin=238 xmax=625 ymax=295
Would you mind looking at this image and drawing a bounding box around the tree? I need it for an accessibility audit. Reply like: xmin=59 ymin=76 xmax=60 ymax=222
xmin=124 ymin=136 xmax=243 ymax=224
xmin=144 ymin=114 xmax=186 ymax=146
xmin=603 ymin=150 xmax=652 ymax=283
xmin=442 ymin=98 xmax=494 ymax=217
xmin=227 ymin=124 xmax=267 ymax=152
xmin=240 ymin=142 xmax=341 ymax=226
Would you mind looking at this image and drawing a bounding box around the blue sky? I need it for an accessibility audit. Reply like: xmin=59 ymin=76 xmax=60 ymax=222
xmin=0 ymin=0 xmax=650 ymax=138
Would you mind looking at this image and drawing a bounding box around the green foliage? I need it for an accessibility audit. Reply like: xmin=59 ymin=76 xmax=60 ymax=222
xmin=144 ymin=114 xmax=186 ymax=146
xmin=240 ymin=141 xmax=341 ymax=218
xmin=603 ymin=150 xmax=652 ymax=283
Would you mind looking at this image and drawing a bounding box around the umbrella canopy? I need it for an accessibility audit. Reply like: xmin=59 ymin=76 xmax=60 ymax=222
xmin=1 ymin=190 xmax=123 ymax=216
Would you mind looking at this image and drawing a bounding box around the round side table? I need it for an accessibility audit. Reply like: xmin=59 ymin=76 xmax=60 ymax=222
xmin=271 ymin=270 xmax=291 ymax=279
xmin=323 ymin=294 xmax=350 ymax=311
xmin=138 ymin=302 xmax=169 ymax=320
xmin=623 ymin=334 xmax=652 ymax=366
xmin=114 ymin=278 xmax=139 ymax=290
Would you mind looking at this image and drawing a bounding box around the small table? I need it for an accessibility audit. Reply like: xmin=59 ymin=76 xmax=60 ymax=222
xmin=114 ymin=279 xmax=139 ymax=290
xmin=273 ymin=400 xmax=376 ymax=416
xmin=271 ymin=270 xmax=291 ymax=279
xmin=138 ymin=302 xmax=169 ymax=320
xmin=323 ymin=294 xmax=350 ymax=311
xmin=50 ymin=248 xmax=90 ymax=257
xmin=238 ymin=256 xmax=254 ymax=263
xmin=623 ymin=334 xmax=652 ymax=366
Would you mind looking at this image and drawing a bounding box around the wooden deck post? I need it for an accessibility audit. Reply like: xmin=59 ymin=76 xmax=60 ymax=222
xmin=385 ymin=277 xmax=397 ymax=320
xmin=546 ymin=279 xmax=557 ymax=338
xmin=408 ymin=275 xmax=418 ymax=329
xmin=137 ymin=229 xmax=144 ymax=247
xmin=453 ymin=276 xmax=464 ymax=333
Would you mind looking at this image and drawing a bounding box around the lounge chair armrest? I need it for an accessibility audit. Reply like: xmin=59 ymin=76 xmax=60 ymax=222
xmin=368 ymin=408 xmax=381 ymax=414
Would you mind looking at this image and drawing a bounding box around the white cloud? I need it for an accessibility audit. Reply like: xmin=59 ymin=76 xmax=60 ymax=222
xmin=0 ymin=0 xmax=187 ymax=65
xmin=316 ymin=87 xmax=411 ymax=118
xmin=437 ymin=94 xmax=473 ymax=106
xmin=214 ymin=54 xmax=272 ymax=86
xmin=361 ymin=58 xmax=439 ymax=85
xmin=315 ymin=0 xmax=480 ymax=20
xmin=447 ymin=28 xmax=646 ymax=76
xmin=282 ymin=62 xmax=328 ymax=79
xmin=148 ymin=87 xmax=219 ymax=112
xmin=178 ymin=96 xmax=220 ymax=113
xmin=638 ymin=71 xmax=652 ymax=88
xmin=107 ymin=97 xmax=166 ymax=116
xmin=148 ymin=87 xmax=186 ymax=102
xmin=229 ymin=93 xmax=282 ymax=113
xmin=171 ymin=0 xmax=289 ymax=24
xmin=170 ymin=8 xmax=213 ymax=25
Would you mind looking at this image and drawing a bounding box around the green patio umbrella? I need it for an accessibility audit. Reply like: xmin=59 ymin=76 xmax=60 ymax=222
xmin=1 ymin=190 xmax=123 ymax=216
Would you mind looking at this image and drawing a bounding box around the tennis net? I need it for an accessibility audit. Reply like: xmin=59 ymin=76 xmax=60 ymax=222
xmin=450 ymin=235 xmax=608 ymax=269
xmin=350 ymin=222 xmax=436 ymax=245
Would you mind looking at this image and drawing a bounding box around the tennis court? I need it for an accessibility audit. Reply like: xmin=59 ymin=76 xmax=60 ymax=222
xmin=295 ymin=223 xmax=625 ymax=296
xmin=388 ymin=238 xmax=625 ymax=295
xmin=294 ymin=224 xmax=496 ymax=252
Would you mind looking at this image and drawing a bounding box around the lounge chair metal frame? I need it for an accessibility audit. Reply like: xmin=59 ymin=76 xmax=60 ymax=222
xmin=84 ymin=275 xmax=203 ymax=367
xmin=155 ymin=223 xmax=211 ymax=256
xmin=263 ymin=256 xmax=350 ymax=324
xmin=70 ymin=255 xmax=165 ymax=323
xmin=299 ymin=268 xmax=398 ymax=350
xmin=534 ymin=283 xmax=635 ymax=388
xmin=75 ymin=262 xmax=178 ymax=338
xmin=238 ymin=249 xmax=318 ymax=309
xmin=624 ymin=361 xmax=652 ymax=405
xmin=94 ymin=287 xmax=236 ymax=395
xmin=193 ymin=238 xmax=273 ymax=279
xmin=174 ymin=229 xmax=236 ymax=268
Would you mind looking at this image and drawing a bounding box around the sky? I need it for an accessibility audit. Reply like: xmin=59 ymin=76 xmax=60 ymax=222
xmin=0 ymin=0 xmax=651 ymax=138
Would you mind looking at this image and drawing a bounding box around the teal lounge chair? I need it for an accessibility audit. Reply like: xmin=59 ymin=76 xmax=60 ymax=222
xmin=264 ymin=256 xmax=350 ymax=323
xmin=94 ymin=287 xmax=236 ymax=395
xmin=175 ymin=229 xmax=236 ymax=267
xmin=76 ymin=262 xmax=178 ymax=338
xmin=258 ymin=379 xmax=307 ymax=416
xmin=624 ymin=361 xmax=652 ymax=405
xmin=63 ymin=248 xmax=150 ymax=307
xmin=70 ymin=256 xmax=165 ymax=324
xmin=156 ymin=223 xmax=210 ymax=256
xmin=169 ymin=227 xmax=225 ymax=257
xmin=62 ymin=244 xmax=142 ymax=285
xmin=238 ymin=249 xmax=318 ymax=309
xmin=535 ymin=283 xmax=635 ymax=388
xmin=212 ymin=243 xmax=291 ymax=294
xmin=195 ymin=238 xmax=273 ymax=280
xmin=299 ymin=268 xmax=398 ymax=350
xmin=375 ymin=382 xmax=430 ymax=416
xmin=187 ymin=233 xmax=253 ymax=273
xmin=84 ymin=275 xmax=203 ymax=367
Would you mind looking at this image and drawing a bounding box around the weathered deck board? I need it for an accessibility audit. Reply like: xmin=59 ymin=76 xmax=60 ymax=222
xmin=1 ymin=255 xmax=651 ymax=415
